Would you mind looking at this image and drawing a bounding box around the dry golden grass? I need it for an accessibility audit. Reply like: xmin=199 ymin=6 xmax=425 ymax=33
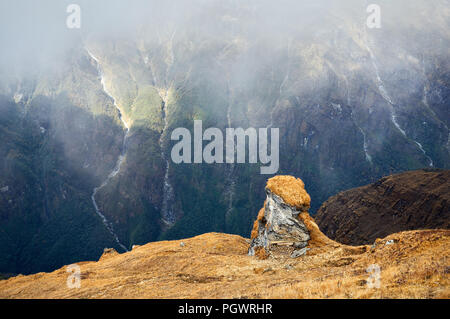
xmin=0 ymin=230 xmax=448 ymax=299
xmin=270 ymin=230 xmax=449 ymax=299
xmin=251 ymin=207 xmax=265 ymax=239
xmin=266 ymin=176 xmax=311 ymax=210
xmin=297 ymin=212 xmax=340 ymax=249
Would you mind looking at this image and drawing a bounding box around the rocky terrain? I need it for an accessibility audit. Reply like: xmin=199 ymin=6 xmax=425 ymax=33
xmin=0 ymin=0 xmax=449 ymax=275
xmin=316 ymin=169 xmax=450 ymax=245
xmin=0 ymin=175 xmax=448 ymax=299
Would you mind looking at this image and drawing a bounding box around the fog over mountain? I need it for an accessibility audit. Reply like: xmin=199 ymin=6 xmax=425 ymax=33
xmin=0 ymin=0 xmax=448 ymax=275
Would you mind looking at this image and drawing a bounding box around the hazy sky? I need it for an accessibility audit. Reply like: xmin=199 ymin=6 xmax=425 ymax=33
xmin=0 ymin=1 xmax=347 ymax=58
xmin=0 ymin=0 xmax=447 ymax=77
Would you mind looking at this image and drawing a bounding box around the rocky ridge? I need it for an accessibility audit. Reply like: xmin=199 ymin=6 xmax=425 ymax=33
xmin=315 ymin=169 xmax=450 ymax=245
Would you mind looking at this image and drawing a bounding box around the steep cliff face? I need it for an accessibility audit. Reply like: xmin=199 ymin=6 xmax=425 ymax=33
xmin=315 ymin=169 xmax=450 ymax=245
xmin=0 ymin=51 xmax=129 ymax=274
xmin=0 ymin=0 xmax=449 ymax=274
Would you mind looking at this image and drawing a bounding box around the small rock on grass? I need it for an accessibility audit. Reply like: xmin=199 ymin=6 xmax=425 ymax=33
xmin=291 ymin=247 xmax=310 ymax=258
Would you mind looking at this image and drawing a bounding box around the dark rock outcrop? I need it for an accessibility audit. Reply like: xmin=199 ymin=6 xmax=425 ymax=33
xmin=315 ymin=169 xmax=450 ymax=245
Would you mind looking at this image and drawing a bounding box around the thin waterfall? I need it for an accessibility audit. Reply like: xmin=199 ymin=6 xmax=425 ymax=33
xmin=158 ymin=89 xmax=176 ymax=225
xmin=86 ymin=48 xmax=129 ymax=252
xmin=363 ymin=29 xmax=433 ymax=167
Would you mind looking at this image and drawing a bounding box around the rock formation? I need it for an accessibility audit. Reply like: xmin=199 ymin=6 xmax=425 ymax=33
xmin=249 ymin=175 xmax=335 ymax=259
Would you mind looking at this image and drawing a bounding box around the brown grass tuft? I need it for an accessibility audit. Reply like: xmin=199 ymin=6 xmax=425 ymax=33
xmin=254 ymin=247 xmax=270 ymax=260
xmin=251 ymin=207 xmax=266 ymax=239
xmin=297 ymin=212 xmax=340 ymax=249
xmin=266 ymin=176 xmax=311 ymax=210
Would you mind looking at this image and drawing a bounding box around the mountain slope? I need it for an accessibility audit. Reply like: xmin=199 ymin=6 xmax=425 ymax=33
xmin=315 ymin=169 xmax=450 ymax=245
xmin=0 ymin=230 xmax=448 ymax=299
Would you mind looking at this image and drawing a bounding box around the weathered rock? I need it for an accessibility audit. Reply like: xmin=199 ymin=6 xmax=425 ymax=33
xmin=385 ymin=240 xmax=395 ymax=246
xmin=291 ymin=248 xmax=310 ymax=258
xmin=293 ymin=242 xmax=308 ymax=249
xmin=249 ymin=176 xmax=311 ymax=258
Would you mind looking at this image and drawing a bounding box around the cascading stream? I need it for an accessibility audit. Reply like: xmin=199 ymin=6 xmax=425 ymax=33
xmin=351 ymin=110 xmax=372 ymax=164
xmin=363 ymin=29 xmax=433 ymax=167
xmin=157 ymin=30 xmax=177 ymax=225
xmin=345 ymin=76 xmax=372 ymax=164
xmin=158 ymin=89 xmax=176 ymax=225
xmin=86 ymin=48 xmax=129 ymax=252
xmin=224 ymin=82 xmax=236 ymax=221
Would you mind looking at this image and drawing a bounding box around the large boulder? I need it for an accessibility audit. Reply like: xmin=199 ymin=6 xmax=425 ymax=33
xmin=249 ymin=176 xmax=333 ymax=259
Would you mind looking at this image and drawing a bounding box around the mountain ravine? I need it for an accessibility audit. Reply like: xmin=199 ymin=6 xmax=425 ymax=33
xmin=0 ymin=0 xmax=449 ymax=275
